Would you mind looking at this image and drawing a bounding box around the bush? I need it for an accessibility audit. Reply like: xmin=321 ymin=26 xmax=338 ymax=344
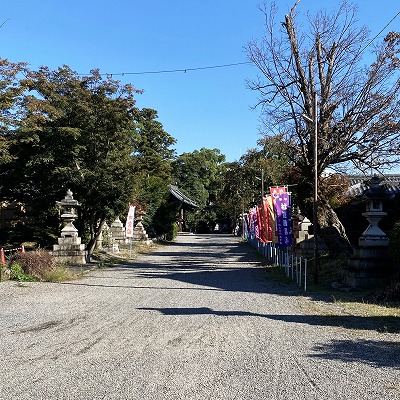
xmin=166 ymin=222 xmax=179 ymax=241
xmin=389 ymin=221 xmax=400 ymax=264
xmin=367 ymin=280 xmax=400 ymax=304
xmin=9 ymin=250 xmax=56 ymax=281
xmin=10 ymin=263 xmax=37 ymax=282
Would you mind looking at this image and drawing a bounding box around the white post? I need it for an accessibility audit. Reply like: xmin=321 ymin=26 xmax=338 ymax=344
xmin=299 ymin=257 xmax=302 ymax=287
xmin=291 ymin=251 xmax=294 ymax=279
xmin=304 ymin=258 xmax=307 ymax=292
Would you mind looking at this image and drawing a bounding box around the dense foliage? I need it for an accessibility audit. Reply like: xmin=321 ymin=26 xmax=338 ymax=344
xmin=131 ymin=107 xmax=176 ymax=233
xmin=171 ymin=148 xmax=227 ymax=233
xmin=0 ymin=62 xmax=178 ymax=254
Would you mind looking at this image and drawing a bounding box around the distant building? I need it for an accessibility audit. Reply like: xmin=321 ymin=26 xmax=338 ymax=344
xmin=169 ymin=185 xmax=198 ymax=232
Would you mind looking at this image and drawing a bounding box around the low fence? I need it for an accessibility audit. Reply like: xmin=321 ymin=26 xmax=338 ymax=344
xmin=247 ymin=236 xmax=308 ymax=291
xmin=1 ymin=245 xmax=27 ymax=265
xmin=1 ymin=245 xmax=28 ymax=282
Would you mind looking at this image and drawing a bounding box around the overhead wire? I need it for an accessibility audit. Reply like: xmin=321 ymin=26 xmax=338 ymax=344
xmin=358 ymin=9 xmax=400 ymax=56
xmin=78 ymin=61 xmax=253 ymax=77
xmin=75 ymin=9 xmax=400 ymax=82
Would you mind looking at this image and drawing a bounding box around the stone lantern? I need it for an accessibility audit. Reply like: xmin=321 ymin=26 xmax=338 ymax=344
xmin=133 ymin=209 xmax=150 ymax=244
xmin=52 ymin=189 xmax=86 ymax=264
xmin=358 ymin=175 xmax=390 ymax=247
xmin=345 ymin=175 xmax=396 ymax=288
xmin=56 ymin=189 xmax=80 ymax=237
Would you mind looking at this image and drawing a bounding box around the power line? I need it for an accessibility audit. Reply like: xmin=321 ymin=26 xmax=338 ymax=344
xmin=77 ymin=10 xmax=400 ymax=79
xmin=359 ymin=10 xmax=400 ymax=55
xmin=79 ymin=61 xmax=253 ymax=77
xmin=335 ymin=9 xmax=400 ymax=100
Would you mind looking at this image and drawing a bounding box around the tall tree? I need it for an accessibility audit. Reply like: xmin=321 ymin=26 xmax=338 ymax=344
xmin=246 ymin=0 xmax=400 ymax=254
xmin=172 ymin=148 xmax=226 ymax=232
xmin=6 ymin=66 xmax=141 ymax=257
xmin=130 ymin=107 xmax=176 ymax=232
xmin=0 ymin=58 xmax=27 ymax=167
xmin=218 ymin=135 xmax=291 ymax=228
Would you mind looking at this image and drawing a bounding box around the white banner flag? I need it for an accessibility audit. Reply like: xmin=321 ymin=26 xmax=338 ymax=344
xmin=125 ymin=204 xmax=136 ymax=238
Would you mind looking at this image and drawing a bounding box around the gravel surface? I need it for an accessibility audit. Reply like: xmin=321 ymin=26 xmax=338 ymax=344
xmin=0 ymin=233 xmax=399 ymax=399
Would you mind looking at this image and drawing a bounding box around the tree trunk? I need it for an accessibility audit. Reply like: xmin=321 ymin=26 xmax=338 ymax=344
xmin=86 ymin=217 xmax=106 ymax=262
xmin=318 ymin=199 xmax=353 ymax=256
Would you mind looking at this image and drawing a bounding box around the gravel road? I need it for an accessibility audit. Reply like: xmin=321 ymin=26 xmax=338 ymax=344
xmin=0 ymin=233 xmax=399 ymax=399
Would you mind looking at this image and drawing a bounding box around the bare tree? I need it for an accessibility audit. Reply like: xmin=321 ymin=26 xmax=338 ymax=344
xmin=246 ymin=0 xmax=400 ymax=254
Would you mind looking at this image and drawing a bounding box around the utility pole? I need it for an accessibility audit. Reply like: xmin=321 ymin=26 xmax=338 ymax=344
xmin=261 ymin=168 xmax=265 ymax=198
xmin=312 ymin=92 xmax=319 ymax=284
xmin=302 ymin=92 xmax=319 ymax=284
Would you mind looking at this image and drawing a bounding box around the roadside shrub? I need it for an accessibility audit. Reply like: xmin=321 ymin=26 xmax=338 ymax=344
xmin=10 ymin=263 xmax=37 ymax=281
xmin=166 ymin=222 xmax=179 ymax=241
xmin=389 ymin=221 xmax=400 ymax=264
xmin=9 ymin=250 xmax=55 ymax=281
xmin=367 ymin=280 xmax=400 ymax=304
xmin=385 ymin=281 xmax=400 ymax=302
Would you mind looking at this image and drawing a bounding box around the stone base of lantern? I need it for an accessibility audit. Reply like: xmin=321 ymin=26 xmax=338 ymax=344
xmin=345 ymin=244 xmax=398 ymax=288
xmin=110 ymin=217 xmax=129 ymax=245
xmin=52 ymin=236 xmax=87 ymax=264
xmin=103 ymin=243 xmax=120 ymax=253
xmin=52 ymin=223 xmax=86 ymax=264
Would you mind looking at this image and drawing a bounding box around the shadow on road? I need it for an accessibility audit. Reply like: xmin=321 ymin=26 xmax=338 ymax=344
xmin=136 ymin=306 xmax=400 ymax=334
xmin=310 ymin=339 xmax=400 ymax=369
xmin=70 ymin=234 xmax=399 ymax=338
xmin=132 ymin=266 xmax=278 ymax=293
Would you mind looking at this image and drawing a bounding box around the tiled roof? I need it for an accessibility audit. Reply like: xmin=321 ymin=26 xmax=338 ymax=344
xmin=169 ymin=185 xmax=198 ymax=208
xmin=346 ymin=174 xmax=400 ymax=198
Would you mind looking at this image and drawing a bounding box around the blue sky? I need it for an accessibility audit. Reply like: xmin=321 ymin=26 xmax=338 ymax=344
xmin=1 ymin=1 xmax=400 ymax=162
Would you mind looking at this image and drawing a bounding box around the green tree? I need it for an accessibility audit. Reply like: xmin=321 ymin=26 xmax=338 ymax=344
xmin=130 ymin=107 xmax=176 ymax=234
xmin=218 ymin=135 xmax=291 ymax=227
xmin=172 ymin=148 xmax=226 ymax=232
xmin=0 ymin=58 xmax=27 ymax=167
xmin=246 ymin=0 xmax=400 ymax=254
xmin=6 ymin=65 xmax=141 ymax=257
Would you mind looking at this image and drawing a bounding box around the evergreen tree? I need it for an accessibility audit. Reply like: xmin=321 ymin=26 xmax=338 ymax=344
xmin=131 ymin=107 xmax=176 ymax=234
xmin=6 ymin=66 xmax=140 ymax=257
xmin=172 ymin=148 xmax=226 ymax=232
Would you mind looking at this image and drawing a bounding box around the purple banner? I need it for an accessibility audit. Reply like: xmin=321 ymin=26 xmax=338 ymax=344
xmin=273 ymin=193 xmax=292 ymax=247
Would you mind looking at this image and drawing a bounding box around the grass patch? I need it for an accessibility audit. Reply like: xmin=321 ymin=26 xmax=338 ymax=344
xmin=258 ymin=249 xmax=399 ymax=329
xmin=42 ymin=266 xmax=78 ymax=282
xmin=263 ymin=263 xmax=296 ymax=285
xmin=92 ymin=242 xmax=159 ymax=265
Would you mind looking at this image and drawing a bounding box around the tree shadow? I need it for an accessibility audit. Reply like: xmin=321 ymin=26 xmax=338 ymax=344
xmin=137 ymin=307 xmax=400 ymax=334
xmin=310 ymin=339 xmax=400 ymax=369
xmin=113 ymin=238 xmax=292 ymax=295
xmin=133 ymin=266 xmax=276 ymax=294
